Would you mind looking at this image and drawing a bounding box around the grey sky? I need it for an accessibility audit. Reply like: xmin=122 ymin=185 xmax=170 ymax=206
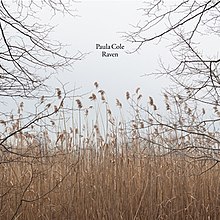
xmin=51 ymin=0 xmax=171 ymax=108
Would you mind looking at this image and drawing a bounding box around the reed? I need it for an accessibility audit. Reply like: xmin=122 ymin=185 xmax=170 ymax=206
xmin=0 ymin=85 xmax=219 ymax=220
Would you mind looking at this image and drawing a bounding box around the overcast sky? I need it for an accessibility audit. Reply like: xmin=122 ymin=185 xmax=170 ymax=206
xmin=50 ymin=0 xmax=172 ymax=109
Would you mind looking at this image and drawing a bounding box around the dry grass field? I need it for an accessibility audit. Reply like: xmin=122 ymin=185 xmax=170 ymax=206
xmin=1 ymin=87 xmax=220 ymax=220
xmin=1 ymin=147 xmax=220 ymax=219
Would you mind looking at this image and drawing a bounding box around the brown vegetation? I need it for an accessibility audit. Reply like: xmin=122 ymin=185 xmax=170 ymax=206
xmin=1 ymin=85 xmax=220 ymax=220
xmin=1 ymin=146 xmax=220 ymax=219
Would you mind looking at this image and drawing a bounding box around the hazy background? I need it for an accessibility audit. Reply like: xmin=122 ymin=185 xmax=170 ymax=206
xmin=5 ymin=0 xmax=219 ymax=116
xmin=50 ymin=0 xmax=172 ymax=109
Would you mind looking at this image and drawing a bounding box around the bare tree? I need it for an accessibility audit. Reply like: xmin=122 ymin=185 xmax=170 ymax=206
xmin=125 ymin=0 xmax=220 ymax=161
xmin=0 ymin=0 xmax=83 ymax=154
xmin=0 ymin=0 xmax=82 ymax=98
xmin=0 ymin=3 xmax=83 ymax=217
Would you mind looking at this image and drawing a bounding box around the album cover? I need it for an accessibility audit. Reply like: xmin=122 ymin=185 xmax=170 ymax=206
xmin=1 ymin=1 xmax=219 ymax=219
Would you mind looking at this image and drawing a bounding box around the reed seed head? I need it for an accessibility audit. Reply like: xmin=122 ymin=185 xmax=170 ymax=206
xmin=76 ymin=99 xmax=82 ymax=109
xmin=94 ymin=81 xmax=99 ymax=89
xmin=149 ymin=96 xmax=154 ymax=106
xmin=126 ymin=91 xmax=130 ymax=100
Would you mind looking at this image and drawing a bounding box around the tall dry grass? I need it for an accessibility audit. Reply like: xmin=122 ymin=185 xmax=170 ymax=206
xmin=1 ymin=149 xmax=220 ymax=219
xmin=0 ymin=84 xmax=220 ymax=219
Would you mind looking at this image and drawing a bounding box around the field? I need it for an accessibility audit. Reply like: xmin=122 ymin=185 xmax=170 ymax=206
xmin=1 ymin=87 xmax=220 ymax=220
xmin=1 ymin=146 xmax=220 ymax=219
